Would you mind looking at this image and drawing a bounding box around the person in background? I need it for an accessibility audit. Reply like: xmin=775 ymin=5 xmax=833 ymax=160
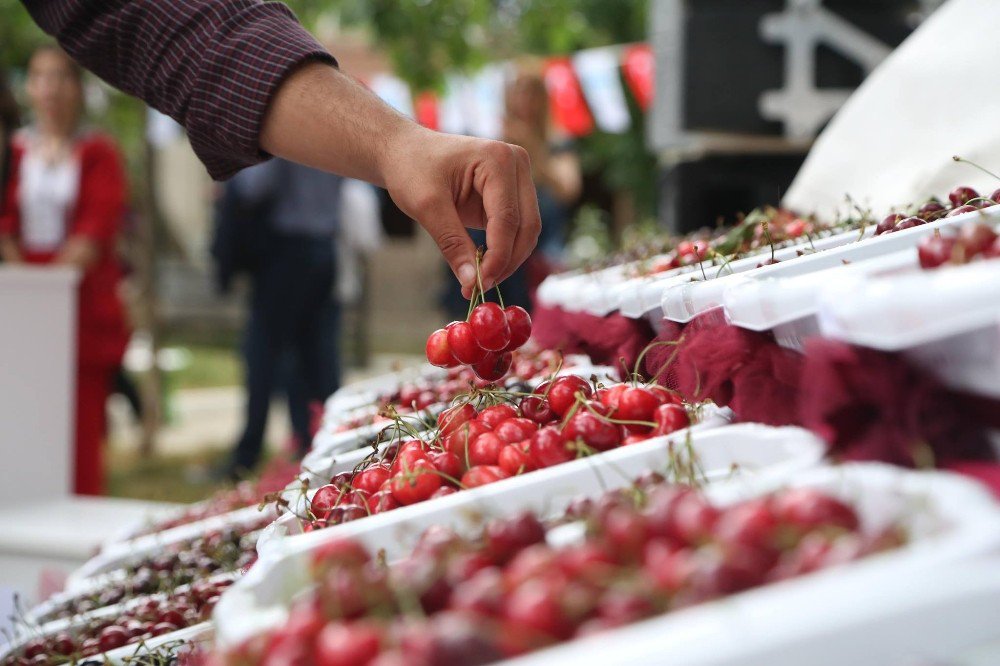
xmin=0 ymin=45 xmax=130 ymax=495
xmin=222 ymin=158 xmax=344 ymax=479
xmin=0 ymin=73 xmax=19 ymax=210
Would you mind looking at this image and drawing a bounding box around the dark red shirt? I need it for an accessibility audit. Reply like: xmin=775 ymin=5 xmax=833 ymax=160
xmin=23 ymin=0 xmax=337 ymax=180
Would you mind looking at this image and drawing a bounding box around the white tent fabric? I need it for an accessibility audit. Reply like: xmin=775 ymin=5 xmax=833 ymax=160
xmin=783 ymin=0 xmax=1000 ymax=220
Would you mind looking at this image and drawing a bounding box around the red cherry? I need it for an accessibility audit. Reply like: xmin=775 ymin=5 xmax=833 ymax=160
xmin=315 ymin=621 xmax=382 ymax=666
xmin=498 ymin=442 xmax=532 ymax=476
xmin=519 ymin=394 xmax=556 ymax=424
xmin=984 ymin=236 xmax=1000 ymax=259
xmin=494 ymin=417 xmax=538 ymax=444
xmin=594 ymin=384 xmax=626 ymax=411
xmin=150 ymin=622 xmax=179 ymax=637
xmin=948 ymin=185 xmax=979 ymax=207
xmin=546 ymin=375 xmax=592 ymax=417
xmin=918 ymin=200 xmax=947 ymax=219
xmin=714 ymin=498 xmax=780 ymax=551
xmin=528 ymin=426 xmax=574 ymax=468
xmin=428 ymin=450 xmax=463 ymax=482
xmin=563 ymin=409 xmax=621 ymax=452
xmin=653 ymin=403 xmax=689 ymax=435
xmin=52 ymin=634 xmax=76 ymax=656
xmin=616 ymin=387 xmax=659 ymax=424
xmin=389 ymin=441 xmax=429 ymax=476
xmin=390 ymin=460 xmax=442 ymax=505
xmin=447 ymin=321 xmax=489 ymax=365
xmin=991 ymin=188 xmax=1000 ymax=204
xmin=472 ymin=352 xmax=513 ymax=382
xmin=947 ymin=204 xmax=978 ymax=218
xmin=917 ymin=234 xmax=956 ymax=269
xmin=368 ymin=490 xmax=399 ymax=514
xmin=311 ymin=484 xmax=343 ymax=519
xmin=469 ymin=302 xmax=512 ymax=351
xmin=875 ymin=213 xmax=903 ymax=235
xmin=442 ymin=420 xmax=491 ymax=461
xmin=478 ymin=404 xmax=518 ymax=430
xmin=771 ymin=488 xmax=860 ymax=532
xmin=438 ymin=403 xmax=477 ymax=438
xmin=958 ymin=223 xmax=998 ymax=256
xmin=893 ymin=216 xmax=927 ymax=231
xmin=98 ymin=626 xmax=129 ymax=652
xmin=645 ymin=488 xmax=719 ymax=546
xmin=469 ymin=432 xmax=504 ymax=467
xmin=461 ymin=465 xmax=509 ymax=488
xmin=351 ymin=467 xmax=390 ymax=496
xmin=425 ymin=328 xmax=458 ymax=368
xmin=503 ymin=306 xmax=532 ymax=351
xmin=503 ymin=580 xmax=573 ymax=640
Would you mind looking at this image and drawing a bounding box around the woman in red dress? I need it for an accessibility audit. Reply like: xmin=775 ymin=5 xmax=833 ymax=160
xmin=0 ymin=46 xmax=129 ymax=496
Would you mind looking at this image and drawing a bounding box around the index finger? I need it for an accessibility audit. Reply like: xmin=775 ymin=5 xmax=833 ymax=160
xmin=496 ymin=146 xmax=541 ymax=284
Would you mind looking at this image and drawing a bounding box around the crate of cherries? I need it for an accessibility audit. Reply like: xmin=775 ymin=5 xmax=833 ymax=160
xmin=917 ymin=220 xmax=999 ymax=269
xmin=212 ymin=473 xmax=905 ymax=666
xmin=3 ymin=579 xmax=231 ymax=666
xmin=296 ymin=377 xmax=695 ymax=534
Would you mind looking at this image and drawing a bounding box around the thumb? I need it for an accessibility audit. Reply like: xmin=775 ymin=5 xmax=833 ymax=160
xmin=419 ymin=196 xmax=479 ymax=297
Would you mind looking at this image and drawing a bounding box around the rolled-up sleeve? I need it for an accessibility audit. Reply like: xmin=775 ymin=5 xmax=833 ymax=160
xmin=24 ymin=0 xmax=337 ymax=180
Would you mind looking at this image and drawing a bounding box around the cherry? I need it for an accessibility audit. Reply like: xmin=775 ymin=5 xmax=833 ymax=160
xmin=485 ymin=511 xmax=546 ymax=563
xmin=51 ymin=634 xmax=76 ymax=656
xmin=918 ymin=200 xmax=947 ymax=219
xmin=312 ymin=539 xmax=371 ymax=571
xmin=519 ymin=394 xmax=555 ymax=424
xmin=947 ymin=204 xmax=978 ymax=217
xmin=391 ymin=460 xmax=442 ymax=505
xmin=390 ymin=441 xmax=429 ymax=476
xmin=438 ymin=403 xmax=477 ymax=438
xmin=472 ymin=351 xmax=513 ymax=382
xmin=315 ymin=621 xmax=382 ymax=666
xmin=875 ymin=214 xmax=903 ymax=235
xmin=425 ymin=328 xmax=458 ymax=368
xmin=447 ymin=321 xmax=489 ymax=365
xmin=645 ymin=488 xmax=718 ymax=546
xmin=599 ymin=507 xmax=649 ymax=562
xmin=368 ymin=490 xmax=399 ymax=514
xmin=529 ymin=427 xmax=574 ymax=468
xmin=494 ymin=417 xmax=538 ymax=444
xmin=311 ymin=484 xmax=343 ymax=519
xmin=449 ymin=567 xmax=506 ymax=616
xmin=352 ymin=467 xmax=391 ymax=496
xmin=430 ymin=486 xmax=458 ymax=499
xmin=22 ymin=639 xmax=46 ymax=659
xmin=949 ymin=185 xmax=979 ymax=207
xmin=991 ymin=188 xmax=1000 ymax=204
xmin=478 ymin=404 xmax=518 ymax=430
xmin=714 ymin=499 xmax=779 ymax=552
xmin=98 ymin=626 xmax=129 ymax=652
xmin=984 ymin=236 xmax=1000 ymax=259
xmin=469 ymin=432 xmax=504 ymax=466
xmin=546 ymin=375 xmax=592 ymax=417
xmin=648 ymin=384 xmax=683 ymax=406
xmin=461 ymin=465 xmax=509 ymax=488
xmin=652 ymin=403 xmax=689 ymax=435
xmin=958 ymin=223 xmax=998 ymax=255
xmin=563 ymin=409 xmax=620 ymax=451
xmin=442 ymin=420 xmax=490 ymax=461
xmin=151 ymin=622 xmax=179 ymax=636
xmin=469 ymin=302 xmax=512 ymax=352
xmin=616 ymin=387 xmax=659 ymax=425
xmin=498 ymin=442 xmax=532 ymax=476
xmin=594 ymin=384 xmax=626 ymax=411
xmin=893 ymin=216 xmax=926 ymax=231
xmin=428 ymin=450 xmax=463 ymax=481
xmin=771 ymin=488 xmax=859 ymax=532
xmin=503 ymin=306 xmax=533 ymax=351
xmin=917 ymin=234 xmax=956 ymax=269
xmin=503 ymin=580 xmax=573 ymax=640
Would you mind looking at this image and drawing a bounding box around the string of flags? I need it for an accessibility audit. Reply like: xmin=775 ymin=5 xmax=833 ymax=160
xmin=367 ymin=43 xmax=654 ymax=139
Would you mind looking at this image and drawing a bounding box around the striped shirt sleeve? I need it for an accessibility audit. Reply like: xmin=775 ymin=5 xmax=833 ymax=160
xmin=23 ymin=0 xmax=337 ymax=180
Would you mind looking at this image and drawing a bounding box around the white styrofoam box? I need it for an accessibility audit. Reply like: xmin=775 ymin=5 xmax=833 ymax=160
xmin=324 ymin=365 xmax=446 ymax=417
xmin=817 ymin=258 xmax=1000 ymax=398
xmin=220 ymin=422 xmax=822 ymax=647
xmin=64 ymin=505 xmax=273 ymax=590
xmin=94 ymin=622 xmax=213 ymax=666
xmin=662 ymin=206 xmax=1000 ymax=323
xmin=505 ymin=464 xmax=1000 ymax=666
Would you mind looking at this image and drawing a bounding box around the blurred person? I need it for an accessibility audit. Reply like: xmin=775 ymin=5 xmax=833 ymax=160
xmin=0 ymin=72 xmax=19 ymax=211
xmin=23 ymin=0 xmax=541 ymax=304
xmin=221 ymin=158 xmax=344 ymax=479
xmin=0 ymin=45 xmax=130 ymax=495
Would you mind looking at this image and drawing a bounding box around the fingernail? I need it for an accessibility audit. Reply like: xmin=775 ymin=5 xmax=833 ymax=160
xmin=458 ymin=263 xmax=476 ymax=287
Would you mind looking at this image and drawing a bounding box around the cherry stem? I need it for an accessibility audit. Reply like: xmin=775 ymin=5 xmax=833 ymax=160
xmin=580 ymin=400 xmax=656 ymax=428
xmin=952 ymin=155 xmax=1000 ymax=183
xmin=632 ymin=339 xmax=681 ymax=386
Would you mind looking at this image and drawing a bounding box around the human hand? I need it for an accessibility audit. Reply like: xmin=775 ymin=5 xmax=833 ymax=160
xmin=380 ymin=125 xmax=541 ymax=298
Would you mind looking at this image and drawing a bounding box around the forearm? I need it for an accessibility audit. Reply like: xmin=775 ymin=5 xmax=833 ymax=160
xmin=261 ymin=63 xmax=417 ymax=187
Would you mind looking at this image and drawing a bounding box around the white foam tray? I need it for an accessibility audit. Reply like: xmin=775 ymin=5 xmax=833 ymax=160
xmin=65 ymin=505 xmax=275 ymax=589
xmin=662 ymin=206 xmax=1000 ymax=324
xmin=324 ymin=365 xmax=447 ymax=418
xmin=217 ymin=422 xmax=823 ymax=647
xmin=505 ymin=464 xmax=1000 ymax=666
xmin=817 ymin=258 xmax=1000 ymax=398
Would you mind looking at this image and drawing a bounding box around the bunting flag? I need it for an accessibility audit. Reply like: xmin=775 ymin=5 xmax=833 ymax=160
xmin=543 ymin=57 xmax=595 ymax=137
xmin=572 ymin=46 xmax=631 ymax=134
xmin=622 ymin=43 xmax=655 ymax=111
xmin=414 ymin=91 xmax=440 ymax=131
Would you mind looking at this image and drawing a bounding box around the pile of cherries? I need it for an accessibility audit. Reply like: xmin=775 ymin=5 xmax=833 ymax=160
xmin=875 ymin=185 xmax=1000 ymax=236
xmin=303 ymin=379 xmax=692 ymax=533
xmin=225 ymin=475 xmax=903 ymax=666
xmin=36 ymin=523 xmax=265 ymax=623
xmin=4 ymin=579 xmax=232 ymax=665
xmin=917 ymin=221 xmax=999 ymax=269
xmin=425 ymin=301 xmax=533 ymax=382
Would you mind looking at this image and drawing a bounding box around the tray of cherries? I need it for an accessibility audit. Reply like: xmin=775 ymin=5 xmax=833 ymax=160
xmin=213 ymin=461 xmax=1000 ymax=665
xmin=2 ymin=577 xmax=230 ymax=666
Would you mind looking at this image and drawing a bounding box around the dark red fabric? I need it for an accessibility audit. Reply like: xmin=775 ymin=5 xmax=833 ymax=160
xmin=798 ymin=339 xmax=993 ymax=467
xmin=23 ymin=0 xmax=336 ymax=179
xmin=74 ymin=367 xmax=112 ymax=495
xmin=729 ymin=343 xmax=805 ymax=426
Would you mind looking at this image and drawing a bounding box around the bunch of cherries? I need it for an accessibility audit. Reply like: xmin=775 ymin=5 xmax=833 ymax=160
xmin=223 ymin=475 xmax=903 ymax=666
xmin=917 ymin=221 xmax=999 ymax=269
xmin=5 ymin=579 xmax=232 ymax=665
xmin=875 ymin=184 xmax=1000 ymax=236
xmin=424 ymin=286 xmax=533 ymax=382
xmin=303 ymin=379 xmax=692 ymax=533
